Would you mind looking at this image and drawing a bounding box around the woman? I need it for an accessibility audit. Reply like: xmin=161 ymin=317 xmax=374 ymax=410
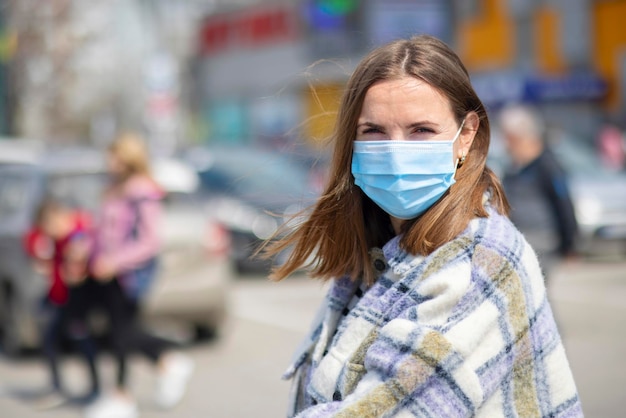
xmin=266 ymin=36 xmax=582 ymax=417
xmin=85 ymin=133 xmax=193 ymax=418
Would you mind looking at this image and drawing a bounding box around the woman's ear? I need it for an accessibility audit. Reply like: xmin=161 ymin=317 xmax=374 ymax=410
xmin=459 ymin=111 xmax=479 ymax=158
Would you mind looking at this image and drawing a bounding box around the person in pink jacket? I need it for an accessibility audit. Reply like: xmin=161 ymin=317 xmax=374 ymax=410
xmin=85 ymin=133 xmax=193 ymax=418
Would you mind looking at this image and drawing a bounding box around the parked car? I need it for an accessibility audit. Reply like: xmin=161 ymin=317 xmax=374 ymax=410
xmin=0 ymin=140 xmax=231 ymax=356
xmin=489 ymin=129 xmax=626 ymax=256
xmin=183 ymin=146 xmax=321 ymax=274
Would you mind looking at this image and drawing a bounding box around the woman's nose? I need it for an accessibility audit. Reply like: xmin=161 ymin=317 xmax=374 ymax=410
xmin=386 ymin=130 xmax=408 ymax=141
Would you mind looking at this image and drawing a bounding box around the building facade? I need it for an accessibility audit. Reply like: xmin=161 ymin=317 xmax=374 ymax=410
xmin=458 ymin=0 xmax=626 ymax=141
xmin=194 ymin=0 xmax=626 ymax=147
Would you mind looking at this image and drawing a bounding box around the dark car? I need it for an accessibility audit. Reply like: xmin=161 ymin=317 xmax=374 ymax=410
xmin=0 ymin=140 xmax=232 ymax=355
xmin=184 ymin=146 xmax=321 ymax=274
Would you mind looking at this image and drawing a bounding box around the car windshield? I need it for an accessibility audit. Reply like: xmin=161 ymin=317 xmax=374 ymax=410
xmin=0 ymin=167 xmax=30 ymax=222
xmin=197 ymin=149 xmax=311 ymax=200
xmin=46 ymin=172 xmax=107 ymax=213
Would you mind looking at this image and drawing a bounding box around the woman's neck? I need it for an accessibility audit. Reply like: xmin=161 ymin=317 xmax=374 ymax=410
xmin=390 ymin=216 xmax=404 ymax=235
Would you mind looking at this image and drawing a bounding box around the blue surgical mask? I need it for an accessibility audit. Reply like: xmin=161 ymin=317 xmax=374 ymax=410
xmin=351 ymin=121 xmax=464 ymax=220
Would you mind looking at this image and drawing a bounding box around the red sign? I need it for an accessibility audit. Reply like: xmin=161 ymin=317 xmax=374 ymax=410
xmin=199 ymin=5 xmax=300 ymax=54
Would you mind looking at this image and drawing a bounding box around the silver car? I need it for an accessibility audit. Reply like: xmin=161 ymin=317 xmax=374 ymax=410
xmin=0 ymin=140 xmax=231 ymax=355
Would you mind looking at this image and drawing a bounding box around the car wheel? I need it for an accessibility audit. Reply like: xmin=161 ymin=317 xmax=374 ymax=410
xmin=193 ymin=324 xmax=217 ymax=341
xmin=234 ymin=259 xmax=249 ymax=275
xmin=0 ymin=288 xmax=22 ymax=357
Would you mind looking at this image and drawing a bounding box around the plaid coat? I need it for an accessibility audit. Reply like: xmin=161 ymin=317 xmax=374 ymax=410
xmin=284 ymin=209 xmax=582 ymax=417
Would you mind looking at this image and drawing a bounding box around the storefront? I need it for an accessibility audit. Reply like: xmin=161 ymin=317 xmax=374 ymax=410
xmin=193 ymin=0 xmax=455 ymax=147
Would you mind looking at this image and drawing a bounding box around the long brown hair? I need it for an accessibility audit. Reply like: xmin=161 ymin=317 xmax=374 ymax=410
xmin=266 ymin=35 xmax=509 ymax=284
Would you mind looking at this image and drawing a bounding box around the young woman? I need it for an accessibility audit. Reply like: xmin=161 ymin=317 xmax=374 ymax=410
xmin=266 ymin=36 xmax=582 ymax=417
xmin=85 ymin=133 xmax=193 ymax=418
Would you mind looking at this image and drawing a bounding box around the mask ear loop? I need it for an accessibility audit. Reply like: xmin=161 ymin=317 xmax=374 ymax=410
xmin=453 ymin=119 xmax=467 ymax=175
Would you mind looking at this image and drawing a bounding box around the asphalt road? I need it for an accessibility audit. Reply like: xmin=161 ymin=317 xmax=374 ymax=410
xmin=0 ymin=258 xmax=624 ymax=417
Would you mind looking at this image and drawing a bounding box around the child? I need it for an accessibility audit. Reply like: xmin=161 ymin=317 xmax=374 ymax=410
xmin=23 ymin=198 xmax=100 ymax=409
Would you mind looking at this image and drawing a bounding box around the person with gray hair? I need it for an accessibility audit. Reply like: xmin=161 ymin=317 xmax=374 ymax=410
xmin=499 ymin=104 xmax=579 ymax=278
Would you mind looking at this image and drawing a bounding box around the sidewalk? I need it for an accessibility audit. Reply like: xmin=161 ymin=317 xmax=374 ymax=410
xmin=550 ymin=259 xmax=626 ymax=418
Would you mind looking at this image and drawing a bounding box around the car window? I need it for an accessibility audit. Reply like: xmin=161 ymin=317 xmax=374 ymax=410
xmin=46 ymin=173 xmax=107 ymax=212
xmin=161 ymin=190 xmax=204 ymax=209
xmin=198 ymin=150 xmax=311 ymax=199
xmin=0 ymin=169 xmax=30 ymax=221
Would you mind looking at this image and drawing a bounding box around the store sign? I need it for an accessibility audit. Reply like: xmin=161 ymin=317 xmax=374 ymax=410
xmin=525 ymin=74 xmax=607 ymax=102
xmin=304 ymin=0 xmax=359 ymax=31
xmin=303 ymin=0 xmax=363 ymax=58
xmin=199 ymin=5 xmax=299 ymax=55
xmin=472 ymin=71 xmax=607 ymax=106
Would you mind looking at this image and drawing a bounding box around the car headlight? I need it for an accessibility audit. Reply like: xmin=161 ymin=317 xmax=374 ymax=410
xmin=251 ymin=214 xmax=278 ymax=240
xmin=282 ymin=203 xmax=309 ymax=231
xmin=575 ymin=197 xmax=602 ymax=225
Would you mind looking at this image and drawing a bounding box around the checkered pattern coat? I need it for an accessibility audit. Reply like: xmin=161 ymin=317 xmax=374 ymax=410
xmin=284 ymin=209 xmax=582 ymax=417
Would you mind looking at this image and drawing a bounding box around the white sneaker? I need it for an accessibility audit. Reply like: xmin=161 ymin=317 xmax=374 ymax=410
xmin=33 ymin=390 xmax=68 ymax=410
xmin=83 ymin=394 xmax=138 ymax=418
xmin=155 ymin=352 xmax=194 ymax=409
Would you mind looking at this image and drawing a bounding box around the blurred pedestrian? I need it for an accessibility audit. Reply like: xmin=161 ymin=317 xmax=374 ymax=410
xmin=498 ymin=104 xmax=579 ymax=278
xmin=85 ymin=133 xmax=193 ymax=418
xmin=596 ymin=123 xmax=625 ymax=171
xmin=264 ymin=36 xmax=581 ymax=417
xmin=23 ymin=198 xmax=99 ymax=409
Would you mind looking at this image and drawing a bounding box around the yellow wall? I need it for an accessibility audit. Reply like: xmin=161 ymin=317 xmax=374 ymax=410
xmin=458 ymin=0 xmax=515 ymax=71
xmin=303 ymin=84 xmax=342 ymax=143
xmin=458 ymin=0 xmax=626 ymax=110
xmin=593 ymin=0 xmax=626 ymax=109
xmin=459 ymin=0 xmax=566 ymax=73
xmin=535 ymin=6 xmax=566 ymax=74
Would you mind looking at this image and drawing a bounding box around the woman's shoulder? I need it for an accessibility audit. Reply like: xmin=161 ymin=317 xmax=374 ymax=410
xmin=122 ymin=175 xmax=164 ymax=201
xmin=381 ymin=208 xmax=534 ymax=285
xmin=471 ymin=208 xmax=543 ymax=278
xmin=472 ymin=207 xmax=525 ymax=250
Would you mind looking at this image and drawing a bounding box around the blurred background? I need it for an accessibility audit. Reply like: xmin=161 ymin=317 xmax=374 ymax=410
xmin=0 ymin=0 xmax=625 ymax=417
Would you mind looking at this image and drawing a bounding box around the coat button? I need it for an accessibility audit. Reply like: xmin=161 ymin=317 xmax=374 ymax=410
xmin=333 ymin=390 xmax=342 ymax=401
xmin=374 ymin=259 xmax=386 ymax=272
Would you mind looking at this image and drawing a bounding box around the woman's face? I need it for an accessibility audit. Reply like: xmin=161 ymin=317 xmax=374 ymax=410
xmin=355 ymin=76 xmax=477 ymax=232
xmin=356 ymin=76 xmax=466 ymax=159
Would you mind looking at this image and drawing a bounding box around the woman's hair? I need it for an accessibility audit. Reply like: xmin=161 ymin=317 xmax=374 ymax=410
xmin=266 ymin=35 xmax=509 ymax=284
xmin=108 ymin=132 xmax=152 ymax=179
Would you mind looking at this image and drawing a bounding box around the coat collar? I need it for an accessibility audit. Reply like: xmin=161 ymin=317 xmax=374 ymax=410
xmin=283 ymin=210 xmax=487 ymax=383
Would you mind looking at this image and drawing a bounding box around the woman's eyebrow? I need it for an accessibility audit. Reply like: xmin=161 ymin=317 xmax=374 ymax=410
xmin=357 ymin=120 xmax=440 ymax=130
xmin=356 ymin=121 xmax=384 ymax=130
xmin=406 ymin=120 xmax=438 ymax=129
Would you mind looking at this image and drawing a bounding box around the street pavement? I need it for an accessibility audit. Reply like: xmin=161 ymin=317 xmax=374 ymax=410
xmin=0 ymin=258 xmax=624 ymax=417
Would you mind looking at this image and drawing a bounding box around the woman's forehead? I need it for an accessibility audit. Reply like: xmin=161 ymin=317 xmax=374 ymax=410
xmin=360 ymin=77 xmax=452 ymax=121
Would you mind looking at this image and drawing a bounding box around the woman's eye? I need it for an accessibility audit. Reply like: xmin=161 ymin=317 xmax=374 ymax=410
xmin=362 ymin=127 xmax=382 ymax=134
xmin=413 ymin=127 xmax=434 ymax=134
